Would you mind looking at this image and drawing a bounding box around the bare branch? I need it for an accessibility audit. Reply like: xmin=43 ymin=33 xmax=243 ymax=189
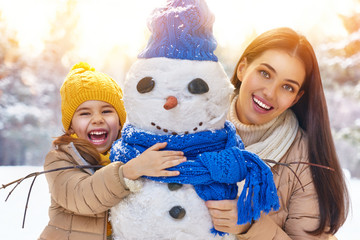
xmin=23 ymin=174 xmax=38 ymax=228
xmin=263 ymin=159 xmax=305 ymax=191
xmin=286 ymin=161 xmax=335 ymax=171
xmin=1 ymin=165 xmax=103 ymax=191
xmin=263 ymin=159 xmax=335 ymax=192
xmin=1 ymin=165 xmax=103 ymax=228
xmin=264 ymin=160 xmax=280 ymax=176
xmin=263 ymin=159 xmax=334 ymax=171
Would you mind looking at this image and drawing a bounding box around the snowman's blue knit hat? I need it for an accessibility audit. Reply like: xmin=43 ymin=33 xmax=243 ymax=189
xmin=138 ymin=0 xmax=218 ymax=62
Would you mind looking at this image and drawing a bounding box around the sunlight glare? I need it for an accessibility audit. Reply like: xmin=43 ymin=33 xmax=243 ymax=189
xmin=0 ymin=0 xmax=357 ymax=65
xmin=0 ymin=0 xmax=59 ymax=55
xmin=208 ymin=0 xmax=350 ymax=49
xmin=75 ymin=0 xmax=165 ymax=64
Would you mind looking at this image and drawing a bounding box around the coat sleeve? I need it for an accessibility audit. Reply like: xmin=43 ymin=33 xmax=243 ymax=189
xmin=236 ymin=214 xmax=291 ymax=240
xmin=44 ymin=149 xmax=130 ymax=215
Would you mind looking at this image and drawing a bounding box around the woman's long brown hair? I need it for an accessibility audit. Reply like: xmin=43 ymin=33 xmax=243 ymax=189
xmin=230 ymin=27 xmax=349 ymax=235
xmin=53 ymin=131 xmax=101 ymax=166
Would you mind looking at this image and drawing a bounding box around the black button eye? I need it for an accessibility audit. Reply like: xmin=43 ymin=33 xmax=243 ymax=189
xmin=137 ymin=77 xmax=155 ymax=93
xmin=188 ymin=78 xmax=209 ymax=94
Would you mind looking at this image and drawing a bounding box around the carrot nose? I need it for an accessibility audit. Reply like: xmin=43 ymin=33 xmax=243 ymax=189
xmin=164 ymin=96 xmax=178 ymax=110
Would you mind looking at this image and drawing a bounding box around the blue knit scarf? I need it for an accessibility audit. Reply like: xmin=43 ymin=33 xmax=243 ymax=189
xmin=110 ymin=121 xmax=279 ymax=235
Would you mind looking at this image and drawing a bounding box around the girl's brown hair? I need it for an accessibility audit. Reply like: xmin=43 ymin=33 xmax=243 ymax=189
xmin=53 ymin=131 xmax=101 ymax=166
xmin=231 ymin=27 xmax=349 ymax=235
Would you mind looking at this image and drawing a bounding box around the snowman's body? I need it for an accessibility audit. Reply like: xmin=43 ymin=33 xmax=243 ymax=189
xmin=111 ymin=180 xmax=235 ymax=240
xmin=110 ymin=57 xmax=236 ymax=240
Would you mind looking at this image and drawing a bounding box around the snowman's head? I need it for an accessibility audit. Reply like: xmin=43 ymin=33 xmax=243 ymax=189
xmin=123 ymin=57 xmax=233 ymax=135
xmin=122 ymin=0 xmax=233 ymax=135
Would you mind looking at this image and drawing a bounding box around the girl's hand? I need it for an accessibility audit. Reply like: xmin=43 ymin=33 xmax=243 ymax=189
xmin=206 ymin=199 xmax=251 ymax=235
xmin=122 ymin=142 xmax=186 ymax=180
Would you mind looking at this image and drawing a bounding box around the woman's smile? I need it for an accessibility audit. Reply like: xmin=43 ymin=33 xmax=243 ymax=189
xmin=252 ymin=95 xmax=273 ymax=112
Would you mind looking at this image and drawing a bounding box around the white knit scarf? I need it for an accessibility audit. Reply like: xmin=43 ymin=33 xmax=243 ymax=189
xmin=228 ymin=95 xmax=299 ymax=166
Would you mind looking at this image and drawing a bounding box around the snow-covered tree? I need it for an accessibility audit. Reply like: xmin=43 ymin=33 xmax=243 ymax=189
xmin=0 ymin=0 xmax=79 ymax=165
xmin=317 ymin=8 xmax=360 ymax=178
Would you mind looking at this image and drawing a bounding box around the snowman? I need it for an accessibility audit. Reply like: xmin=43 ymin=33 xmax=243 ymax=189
xmin=110 ymin=0 xmax=279 ymax=239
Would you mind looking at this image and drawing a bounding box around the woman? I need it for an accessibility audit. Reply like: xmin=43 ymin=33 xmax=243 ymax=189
xmin=206 ymin=27 xmax=349 ymax=239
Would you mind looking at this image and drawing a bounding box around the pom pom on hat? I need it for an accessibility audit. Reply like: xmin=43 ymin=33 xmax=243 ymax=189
xmin=60 ymin=62 xmax=126 ymax=131
xmin=71 ymin=61 xmax=95 ymax=72
xmin=138 ymin=0 xmax=218 ymax=61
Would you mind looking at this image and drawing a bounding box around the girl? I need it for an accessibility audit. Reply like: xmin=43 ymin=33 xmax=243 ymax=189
xmin=206 ymin=28 xmax=349 ymax=239
xmin=39 ymin=62 xmax=185 ymax=240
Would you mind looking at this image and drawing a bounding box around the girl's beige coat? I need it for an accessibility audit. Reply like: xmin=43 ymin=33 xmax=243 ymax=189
xmin=38 ymin=143 xmax=129 ymax=240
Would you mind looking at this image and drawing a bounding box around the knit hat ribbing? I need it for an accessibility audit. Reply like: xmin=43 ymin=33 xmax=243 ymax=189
xmin=138 ymin=0 xmax=218 ymax=61
xmin=60 ymin=62 xmax=126 ymax=131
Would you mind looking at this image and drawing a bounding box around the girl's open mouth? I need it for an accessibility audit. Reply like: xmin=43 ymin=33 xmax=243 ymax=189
xmin=88 ymin=130 xmax=108 ymax=145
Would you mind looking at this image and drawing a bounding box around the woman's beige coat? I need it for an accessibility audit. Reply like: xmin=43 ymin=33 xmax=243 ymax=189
xmin=236 ymin=129 xmax=334 ymax=240
xmin=39 ymin=143 xmax=130 ymax=240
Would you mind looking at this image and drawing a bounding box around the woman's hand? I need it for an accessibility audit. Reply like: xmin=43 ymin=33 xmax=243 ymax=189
xmin=122 ymin=142 xmax=186 ymax=180
xmin=206 ymin=199 xmax=251 ymax=235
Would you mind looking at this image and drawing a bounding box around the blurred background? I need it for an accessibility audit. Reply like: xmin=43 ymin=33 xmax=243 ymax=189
xmin=0 ymin=0 xmax=359 ymax=179
xmin=0 ymin=0 xmax=360 ymax=239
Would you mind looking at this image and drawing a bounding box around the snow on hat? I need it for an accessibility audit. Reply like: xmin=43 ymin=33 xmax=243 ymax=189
xmin=138 ymin=0 xmax=218 ymax=61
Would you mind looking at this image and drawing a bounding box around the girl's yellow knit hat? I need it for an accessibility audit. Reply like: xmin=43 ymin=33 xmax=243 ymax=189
xmin=60 ymin=62 xmax=126 ymax=131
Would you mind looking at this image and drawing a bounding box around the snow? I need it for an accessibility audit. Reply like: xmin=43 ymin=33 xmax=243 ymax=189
xmin=0 ymin=166 xmax=50 ymax=239
xmin=0 ymin=166 xmax=359 ymax=239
